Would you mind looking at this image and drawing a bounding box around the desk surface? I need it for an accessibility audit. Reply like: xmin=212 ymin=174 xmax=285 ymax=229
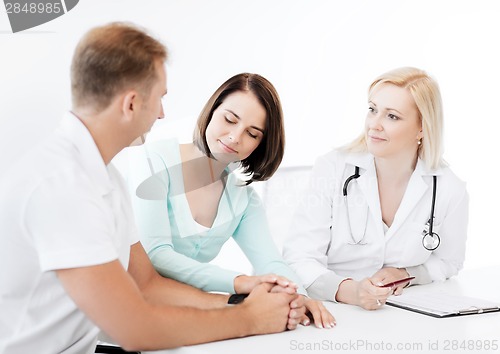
xmin=146 ymin=267 xmax=500 ymax=354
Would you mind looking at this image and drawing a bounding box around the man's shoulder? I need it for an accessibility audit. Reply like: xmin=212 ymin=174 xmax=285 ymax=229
xmin=2 ymin=134 xmax=87 ymax=198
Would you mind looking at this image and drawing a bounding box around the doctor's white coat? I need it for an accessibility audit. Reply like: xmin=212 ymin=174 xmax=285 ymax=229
xmin=283 ymin=150 xmax=468 ymax=301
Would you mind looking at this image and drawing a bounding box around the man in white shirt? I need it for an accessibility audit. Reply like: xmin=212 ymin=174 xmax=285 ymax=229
xmin=0 ymin=22 xmax=304 ymax=354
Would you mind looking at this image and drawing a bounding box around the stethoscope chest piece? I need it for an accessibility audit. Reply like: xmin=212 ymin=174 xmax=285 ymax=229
xmin=422 ymin=232 xmax=440 ymax=251
xmin=421 ymin=175 xmax=440 ymax=251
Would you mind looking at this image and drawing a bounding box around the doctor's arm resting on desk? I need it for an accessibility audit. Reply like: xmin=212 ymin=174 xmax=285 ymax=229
xmin=283 ymin=67 xmax=468 ymax=311
xmin=128 ymin=73 xmax=334 ymax=329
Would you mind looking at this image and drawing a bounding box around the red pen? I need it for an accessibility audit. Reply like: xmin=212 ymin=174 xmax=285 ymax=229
xmin=379 ymin=276 xmax=415 ymax=288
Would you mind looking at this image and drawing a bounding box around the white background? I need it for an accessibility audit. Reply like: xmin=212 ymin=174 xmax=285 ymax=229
xmin=1 ymin=0 xmax=499 ymax=269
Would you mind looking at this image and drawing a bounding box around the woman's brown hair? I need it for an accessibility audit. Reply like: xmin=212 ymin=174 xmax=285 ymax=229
xmin=193 ymin=73 xmax=285 ymax=184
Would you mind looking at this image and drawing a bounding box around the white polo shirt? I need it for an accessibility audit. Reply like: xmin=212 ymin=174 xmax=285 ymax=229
xmin=0 ymin=113 xmax=139 ymax=354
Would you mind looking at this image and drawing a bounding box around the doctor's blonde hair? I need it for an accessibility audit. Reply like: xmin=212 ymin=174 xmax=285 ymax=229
xmin=344 ymin=67 xmax=445 ymax=170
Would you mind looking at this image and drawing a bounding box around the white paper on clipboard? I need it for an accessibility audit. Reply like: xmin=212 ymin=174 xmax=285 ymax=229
xmin=386 ymin=291 xmax=500 ymax=318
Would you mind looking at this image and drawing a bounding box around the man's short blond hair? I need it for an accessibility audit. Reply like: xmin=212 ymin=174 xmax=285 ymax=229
xmin=71 ymin=22 xmax=167 ymax=111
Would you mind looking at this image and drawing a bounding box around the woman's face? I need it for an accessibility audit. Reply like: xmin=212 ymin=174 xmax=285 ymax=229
xmin=206 ymin=90 xmax=266 ymax=164
xmin=365 ymin=83 xmax=423 ymax=160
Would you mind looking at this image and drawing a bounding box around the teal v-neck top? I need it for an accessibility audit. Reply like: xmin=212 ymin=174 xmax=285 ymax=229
xmin=128 ymin=138 xmax=305 ymax=294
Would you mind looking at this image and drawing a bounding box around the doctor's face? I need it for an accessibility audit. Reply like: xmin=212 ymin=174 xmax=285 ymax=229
xmin=365 ymin=83 xmax=422 ymax=160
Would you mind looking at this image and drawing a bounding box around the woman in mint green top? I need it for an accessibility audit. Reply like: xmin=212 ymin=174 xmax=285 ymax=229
xmin=130 ymin=138 xmax=300 ymax=293
xmin=130 ymin=73 xmax=335 ymax=329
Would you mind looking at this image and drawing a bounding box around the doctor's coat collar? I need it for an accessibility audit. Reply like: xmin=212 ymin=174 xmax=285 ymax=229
xmin=342 ymin=151 xmax=443 ymax=240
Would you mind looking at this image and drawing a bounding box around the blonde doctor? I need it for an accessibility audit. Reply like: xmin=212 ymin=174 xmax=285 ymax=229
xmin=283 ymin=67 xmax=468 ymax=310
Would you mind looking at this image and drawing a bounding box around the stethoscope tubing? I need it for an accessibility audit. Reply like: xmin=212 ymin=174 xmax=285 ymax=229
xmin=428 ymin=175 xmax=437 ymax=235
xmin=343 ymin=165 xmax=439 ymax=250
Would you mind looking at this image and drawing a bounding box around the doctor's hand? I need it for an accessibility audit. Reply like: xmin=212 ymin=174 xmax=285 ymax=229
xmin=336 ymin=278 xmax=391 ymax=310
xmin=371 ymin=267 xmax=410 ymax=296
xmin=234 ymin=274 xmax=298 ymax=295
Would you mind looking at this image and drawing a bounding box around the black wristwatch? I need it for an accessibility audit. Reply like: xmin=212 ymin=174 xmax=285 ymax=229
xmin=227 ymin=293 xmax=249 ymax=305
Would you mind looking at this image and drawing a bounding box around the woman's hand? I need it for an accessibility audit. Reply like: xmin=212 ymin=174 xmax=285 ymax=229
xmin=234 ymin=274 xmax=298 ymax=295
xmin=371 ymin=267 xmax=410 ymax=295
xmin=301 ymin=297 xmax=336 ymax=329
xmin=336 ymin=278 xmax=391 ymax=310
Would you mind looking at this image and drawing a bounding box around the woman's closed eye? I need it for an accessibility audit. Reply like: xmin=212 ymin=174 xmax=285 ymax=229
xmin=224 ymin=116 xmax=236 ymax=124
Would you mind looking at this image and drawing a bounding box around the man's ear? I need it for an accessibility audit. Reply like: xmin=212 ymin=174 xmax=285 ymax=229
xmin=122 ymin=90 xmax=139 ymax=122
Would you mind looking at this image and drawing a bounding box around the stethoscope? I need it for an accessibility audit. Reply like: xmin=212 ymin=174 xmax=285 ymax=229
xmin=342 ymin=166 xmax=368 ymax=245
xmin=342 ymin=166 xmax=440 ymax=251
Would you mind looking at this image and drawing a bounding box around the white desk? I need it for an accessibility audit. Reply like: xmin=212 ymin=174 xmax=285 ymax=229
xmin=146 ymin=267 xmax=500 ymax=354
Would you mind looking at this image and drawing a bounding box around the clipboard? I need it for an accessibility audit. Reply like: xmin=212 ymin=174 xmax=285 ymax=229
xmin=386 ymin=291 xmax=500 ymax=318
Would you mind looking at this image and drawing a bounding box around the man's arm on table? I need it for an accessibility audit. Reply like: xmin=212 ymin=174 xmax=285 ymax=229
xmin=128 ymin=242 xmax=306 ymax=329
xmin=56 ymin=242 xmax=296 ymax=352
xmin=127 ymin=242 xmax=229 ymax=308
